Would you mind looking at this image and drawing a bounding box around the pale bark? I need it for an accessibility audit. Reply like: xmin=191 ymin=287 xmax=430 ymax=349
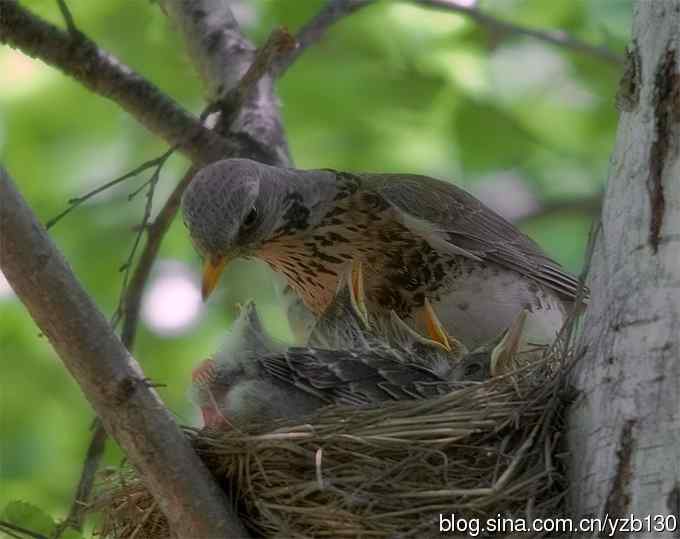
xmin=158 ymin=0 xmax=291 ymax=167
xmin=568 ymin=0 xmax=680 ymax=534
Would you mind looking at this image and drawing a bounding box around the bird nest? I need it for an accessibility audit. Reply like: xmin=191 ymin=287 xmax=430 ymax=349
xmin=92 ymin=344 xmax=575 ymax=539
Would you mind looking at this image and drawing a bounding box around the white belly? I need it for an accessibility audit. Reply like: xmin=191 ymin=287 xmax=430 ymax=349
xmin=410 ymin=268 xmax=568 ymax=349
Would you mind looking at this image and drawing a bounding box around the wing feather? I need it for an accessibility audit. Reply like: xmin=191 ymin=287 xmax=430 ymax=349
xmin=258 ymin=347 xmax=453 ymax=405
xmin=361 ymin=173 xmax=585 ymax=302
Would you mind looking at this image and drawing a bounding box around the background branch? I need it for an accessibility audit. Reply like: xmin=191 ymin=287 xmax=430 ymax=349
xmin=53 ymin=421 xmax=108 ymax=534
xmin=157 ymin=0 xmax=292 ymax=166
xmin=0 ymin=167 xmax=250 ymax=538
xmin=273 ymin=0 xmax=373 ymax=77
xmin=416 ymin=0 xmax=624 ymax=65
xmin=49 ymin=4 xmax=299 ymax=530
xmin=55 ymin=0 xmax=80 ymax=38
xmin=272 ymin=0 xmax=622 ymax=79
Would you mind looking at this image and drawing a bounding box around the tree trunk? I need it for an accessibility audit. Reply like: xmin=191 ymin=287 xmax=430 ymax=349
xmin=568 ymin=0 xmax=680 ymax=534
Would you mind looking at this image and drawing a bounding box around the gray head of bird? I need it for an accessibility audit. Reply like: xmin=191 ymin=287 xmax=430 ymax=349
xmin=191 ymin=300 xmax=286 ymax=427
xmin=447 ymin=308 xmax=529 ymax=382
xmin=215 ymin=299 xmax=284 ymax=364
xmin=385 ymin=306 xmax=468 ymax=379
xmin=181 ymin=159 xmax=336 ymax=299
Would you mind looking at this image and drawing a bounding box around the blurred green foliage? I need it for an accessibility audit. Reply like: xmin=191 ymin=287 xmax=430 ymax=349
xmin=0 ymin=0 xmax=630 ymax=531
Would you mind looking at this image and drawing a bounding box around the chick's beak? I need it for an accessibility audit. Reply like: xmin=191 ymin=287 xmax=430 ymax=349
xmin=202 ymin=255 xmax=229 ymax=300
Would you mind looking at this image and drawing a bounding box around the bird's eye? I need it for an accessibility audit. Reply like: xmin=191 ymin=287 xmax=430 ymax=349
xmin=464 ymin=363 xmax=481 ymax=376
xmin=242 ymin=207 xmax=258 ymax=229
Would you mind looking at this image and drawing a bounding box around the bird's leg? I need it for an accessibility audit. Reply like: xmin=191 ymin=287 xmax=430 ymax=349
xmin=490 ymin=309 xmax=528 ymax=377
xmin=349 ymin=259 xmax=370 ymax=329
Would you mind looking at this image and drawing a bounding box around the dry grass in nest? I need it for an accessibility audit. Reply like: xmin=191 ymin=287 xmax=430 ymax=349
xmin=92 ymin=347 xmax=575 ymax=539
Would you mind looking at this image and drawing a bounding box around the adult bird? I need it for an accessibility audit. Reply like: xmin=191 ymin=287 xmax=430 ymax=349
xmin=182 ymin=159 xmax=584 ymax=349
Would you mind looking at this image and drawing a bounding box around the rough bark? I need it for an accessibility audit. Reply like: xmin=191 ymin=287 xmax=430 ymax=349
xmin=158 ymin=0 xmax=291 ymax=167
xmin=567 ymin=1 xmax=680 ymax=534
xmin=0 ymin=168 xmax=249 ymax=538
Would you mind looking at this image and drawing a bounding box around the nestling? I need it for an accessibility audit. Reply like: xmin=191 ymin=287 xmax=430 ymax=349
xmin=191 ymin=264 xmax=528 ymax=428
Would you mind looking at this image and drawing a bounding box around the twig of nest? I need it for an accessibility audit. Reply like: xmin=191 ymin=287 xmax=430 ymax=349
xmin=92 ymin=349 xmax=575 ymax=539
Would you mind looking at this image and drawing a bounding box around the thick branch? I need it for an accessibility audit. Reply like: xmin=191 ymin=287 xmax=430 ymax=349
xmin=567 ymin=0 xmax=680 ymax=524
xmin=416 ymin=0 xmax=624 ymax=65
xmin=219 ymin=27 xmax=296 ymax=126
xmin=0 ymin=167 xmax=249 ymax=538
xmin=0 ymin=1 xmax=231 ymax=165
xmin=53 ymin=5 xmax=300 ymax=526
xmin=157 ymin=0 xmax=291 ymax=166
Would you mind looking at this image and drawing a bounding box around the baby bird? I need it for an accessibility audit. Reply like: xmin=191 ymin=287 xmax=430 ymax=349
xmin=191 ymin=262 xmax=529 ymax=429
xmin=191 ymin=301 xmax=451 ymax=429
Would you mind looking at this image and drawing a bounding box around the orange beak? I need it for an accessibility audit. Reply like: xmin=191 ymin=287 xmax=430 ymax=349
xmin=201 ymin=255 xmax=228 ymax=300
xmin=423 ymin=298 xmax=451 ymax=352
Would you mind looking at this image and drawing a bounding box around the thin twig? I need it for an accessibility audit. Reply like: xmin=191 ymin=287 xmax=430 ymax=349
xmin=119 ymin=166 xmax=197 ymax=348
xmin=6 ymin=2 xmax=293 ymax=535
xmin=53 ymin=419 xmax=108 ymax=535
xmin=0 ymin=521 xmax=48 ymax=539
xmin=52 ymin=149 xmax=174 ymax=535
xmin=54 ymin=25 xmax=293 ymax=524
xmin=115 ymin=27 xmax=295 ymax=341
xmin=111 ymin=149 xmax=173 ymax=328
xmin=45 ymin=152 xmax=173 ymax=230
xmin=55 ymin=0 xmax=80 ymax=39
xmin=221 ymin=27 xmax=297 ymax=127
xmin=274 ymin=0 xmax=622 ymax=78
xmin=274 ymin=0 xmax=375 ymax=77
xmin=1 ymin=167 xmax=250 ymax=539
xmin=416 ymin=0 xmax=624 ymax=65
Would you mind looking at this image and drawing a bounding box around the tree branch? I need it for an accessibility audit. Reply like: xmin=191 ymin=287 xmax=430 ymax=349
xmin=157 ymin=0 xmax=292 ymax=166
xmin=220 ymin=27 xmax=296 ymax=127
xmin=55 ymin=162 xmax=185 ymax=536
xmin=273 ymin=0 xmax=622 ymax=78
xmin=0 ymin=1 xmax=231 ymax=165
xmin=273 ymin=0 xmax=374 ymax=77
xmin=416 ymin=0 xmax=624 ymax=65
xmin=53 ymin=420 xmax=108 ymax=534
xmin=50 ymin=6 xmax=298 ymax=528
xmin=55 ymin=0 xmax=80 ymax=38
xmin=0 ymin=166 xmax=249 ymax=538
xmin=119 ymin=166 xmax=197 ymax=349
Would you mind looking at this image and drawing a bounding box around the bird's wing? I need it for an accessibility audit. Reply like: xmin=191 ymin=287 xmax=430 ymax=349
xmin=258 ymin=347 xmax=453 ymax=406
xmin=362 ymin=173 xmax=584 ymax=301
